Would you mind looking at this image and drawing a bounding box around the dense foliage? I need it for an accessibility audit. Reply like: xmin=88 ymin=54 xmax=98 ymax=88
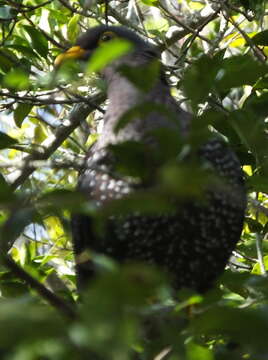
xmin=0 ymin=0 xmax=268 ymax=359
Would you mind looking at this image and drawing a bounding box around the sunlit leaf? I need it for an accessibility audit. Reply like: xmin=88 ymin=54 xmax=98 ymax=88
xmin=67 ymin=14 xmax=80 ymax=43
xmin=3 ymin=68 xmax=30 ymax=90
xmin=141 ymin=0 xmax=158 ymax=5
xmin=186 ymin=341 xmax=214 ymax=360
xmin=252 ymin=256 xmax=268 ymax=274
xmin=86 ymin=38 xmax=133 ymax=73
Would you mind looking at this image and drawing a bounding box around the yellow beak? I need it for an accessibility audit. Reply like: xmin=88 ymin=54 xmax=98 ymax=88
xmin=54 ymin=46 xmax=86 ymax=66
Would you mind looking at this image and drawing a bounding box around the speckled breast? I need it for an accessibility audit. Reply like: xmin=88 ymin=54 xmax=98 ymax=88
xmin=75 ymin=139 xmax=246 ymax=292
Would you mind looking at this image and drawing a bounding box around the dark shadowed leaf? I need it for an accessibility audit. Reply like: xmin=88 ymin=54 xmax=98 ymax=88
xmin=1 ymin=208 xmax=41 ymax=251
xmin=243 ymin=92 xmax=268 ymax=118
xmin=0 ymin=132 xmax=17 ymax=149
xmin=23 ymin=25 xmax=48 ymax=58
xmin=247 ymin=174 xmax=268 ymax=192
xmin=0 ymin=49 xmax=18 ymax=73
xmin=191 ymin=305 xmax=268 ymax=350
xmin=14 ymin=104 xmax=33 ymax=127
xmin=119 ymin=60 xmax=161 ymax=92
xmin=245 ymin=217 xmax=263 ymax=233
xmin=182 ymin=53 xmax=223 ymax=107
xmin=251 ymin=30 xmax=268 ymax=46
xmin=0 ymin=298 xmax=66 ymax=348
xmin=0 ymin=174 xmax=15 ymax=203
xmin=114 ymin=101 xmax=177 ymax=133
xmin=228 ymin=109 xmax=268 ymax=160
xmin=7 ymin=44 xmax=41 ymax=59
xmin=109 ymin=140 xmax=156 ymax=178
xmin=216 ymin=55 xmax=267 ymax=91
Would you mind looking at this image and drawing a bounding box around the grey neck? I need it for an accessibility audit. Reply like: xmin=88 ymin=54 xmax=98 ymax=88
xmin=96 ymin=55 xmax=191 ymax=150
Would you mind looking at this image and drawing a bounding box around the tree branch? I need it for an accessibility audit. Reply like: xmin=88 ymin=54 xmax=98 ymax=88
xmin=249 ymin=198 xmax=268 ymax=217
xmin=0 ymin=253 xmax=76 ymax=319
xmin=11 ymin=92 xmax=105 ymax=190
xmin=157 ymin=9 xmax=220 ymax=52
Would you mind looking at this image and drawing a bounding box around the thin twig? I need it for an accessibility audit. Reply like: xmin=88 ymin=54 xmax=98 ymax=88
xmin=252 ymin=192 xmax=267 ymax=277
xmin=158 ymin=3 xmax=212 ymax=45
xmin=157 ymin=9 xmax=220 ymax=52
xmin=0 ymin=158 xmax=84 ymax=170
xmin=23 ymin=13 xmax=65 ymax=49
xmin=0 ymin=90 xmax=96 ymax=106
xmin=249 ymin=198 xmax=268 ymax=217
xmin=11 ymin=92 xmax=105 ymax=190
xmin=221 ymin=4 xmax=266 ymax=63
xmin=256 ymin=233 xmax=267 ymax=276
xmin=0 ymin=253 xmax=76 ymax=319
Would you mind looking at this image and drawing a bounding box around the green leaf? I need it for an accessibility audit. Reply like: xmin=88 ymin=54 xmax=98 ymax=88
xmin=251 ymin=30 xmax=268 ymax=46
xmin=1 ymin=208 xmax=41 ymax=251
xmin=0 ymin=55 xmax=12 ymax=73
xmin=0 ymin=281 xmax=29 ymax=297
xmin=67 ymin=14 xmax=80 ymax=43
xmin=160 ymin=161 xmax=216 ymax=198
xmin=0 ymin=298 xmax=65 ymax=348
xmin=252 ymin=256 xmax=268 ymax=274
xmin=182 ymin=54 xmax=222 ymax=107
xmin=14 ymin=104 xmax=32 ymax=128
xmin=34 ymin=124 xmax=47 ymax=143
xmin=253 ymin=77 xmax=268 ymax=90
xmin=7 ymin=44 xmax=40 ymax=59
xmin=3 ymin=68 xmax=30 ymax=90
xmin=109 ymin=140 xmax=155 ymax=178
xmin=0 ymin=132 xmax=17 ymax=149
xmin=98 ymin=189 xmax=174 ymax=220
xmin=114 ymin=101 xmax=177 ymax=133
xmin=247 ymin=174 xmax=268 ymax=192
xmin=243 ymin=92 xmax=268 ymax=118
xmin=228 ymin=109 xmax=268 ymax=159
xmin=48 ymin=9 xmax=69 ymax=24
xmin=141 ymin=0 xmax=158 ymax=5
xmin=23 ymin=25 xmax=48 ymax=58
xmin=191 ymin=305 xmax=268 ymax=350
xmin=186 ymin=341 xmax=214 ymax=360
xmin=119 ymin=60 xmax=161 ymax=92
xmin=0 ymin=174 xmax=14 ymax=203
xmin=245 ymin=217 xmax=263 ymax=233
xmin=38 ymin=189 xmax=87 ymax=212
xmin=86 ymin=38 xmax=133 ymax=73
xmin=216 ymin=55 xmax=267 ymax=91
xmin=0 ymin=49 xmax=18 ymax=73
xmin=150 ymin=127 xmax=183 ymax=162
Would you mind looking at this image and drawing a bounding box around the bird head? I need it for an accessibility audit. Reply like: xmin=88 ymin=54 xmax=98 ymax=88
xmin=55 ymin=25 xmax=158 ymax=69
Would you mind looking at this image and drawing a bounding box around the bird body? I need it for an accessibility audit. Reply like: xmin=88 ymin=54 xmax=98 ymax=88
xmin=58 ymin=26 xmax=246 ymax=292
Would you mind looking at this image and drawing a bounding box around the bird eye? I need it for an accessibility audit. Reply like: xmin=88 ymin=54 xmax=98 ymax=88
xmin=99 ymin=31 xmax=116 ymax=43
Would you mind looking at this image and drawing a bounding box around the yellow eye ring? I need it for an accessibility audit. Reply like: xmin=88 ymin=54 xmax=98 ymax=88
xmin=99 ymin=31 xmax=117 ymax=44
